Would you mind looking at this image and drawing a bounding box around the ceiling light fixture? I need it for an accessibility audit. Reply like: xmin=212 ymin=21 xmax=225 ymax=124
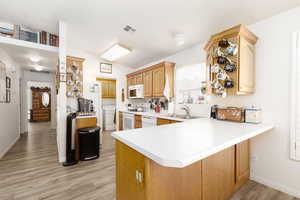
xmin=174 ymin=33 xmax=185 ymax=46
xmin=101 ymin=44 xmax=131 ymax=61
xmin=30 ymin=57 xmax=40 ymax=63
xmin=123 ymin=25 xmax=136 ymax=33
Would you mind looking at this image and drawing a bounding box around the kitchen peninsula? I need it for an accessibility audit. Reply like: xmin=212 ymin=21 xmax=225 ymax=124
xmin=112 ymin=118 xmax=273 ymax=200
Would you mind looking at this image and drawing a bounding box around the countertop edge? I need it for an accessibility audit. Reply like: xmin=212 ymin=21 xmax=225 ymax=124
xmin=111 ymin=125 xmax=274 ymax=168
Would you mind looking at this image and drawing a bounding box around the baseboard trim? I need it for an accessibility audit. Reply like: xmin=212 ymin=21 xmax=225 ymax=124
xmin=251 ymin=174 xmax=300 ymax=198
xmin=0 ymin=135 xmax=20 ymax=159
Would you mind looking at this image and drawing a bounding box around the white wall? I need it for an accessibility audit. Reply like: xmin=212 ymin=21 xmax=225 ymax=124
xmin=140 ymin=7 xmax=300 ymax=198
xmin=0 ymin=48 xmax=21 ymax=158
xmin=21 ymin=71 xmax=56 ymax=133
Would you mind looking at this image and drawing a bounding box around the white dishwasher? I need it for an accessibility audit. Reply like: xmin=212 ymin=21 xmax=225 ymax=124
xmin=123 ymin=113 xmax=135 ymax=130
xmin=142 ymin=116 xmax=157 ymax=127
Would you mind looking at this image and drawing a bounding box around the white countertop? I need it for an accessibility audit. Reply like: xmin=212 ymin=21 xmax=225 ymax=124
xmin=111 ymin=118 xmax=274 ymax=168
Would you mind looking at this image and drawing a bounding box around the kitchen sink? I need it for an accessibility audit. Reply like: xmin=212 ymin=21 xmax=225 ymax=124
xmin=164 ymin=114 xmax=202 ymax=120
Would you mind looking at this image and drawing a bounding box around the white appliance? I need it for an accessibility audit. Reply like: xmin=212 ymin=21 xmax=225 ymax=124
xmin=103 ymin=105 xmax=116 ymax=130
xmin=128 ymin=85 xmax=144 ymax=99
xmin=123 ymin=113 xmax=135 ymax=130
xmin=142 ymin=116 xmax=157 ymax=127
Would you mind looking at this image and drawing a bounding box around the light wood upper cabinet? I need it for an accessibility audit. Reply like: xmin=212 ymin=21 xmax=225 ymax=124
xmin=135 ymin=73 xmax=143 ymax=85
xmin=101 ymin=80 xmax=109 ymax=97
xmin=126 ymin=61 xmax=175 ymax=98
xmin=152 ymin=65 xmax=165 ymax=97
xmin=97 ymin=78 xmax=116 ymax=98
xmin=143 ymin=70 xmax=153 ymax=97
xmin=204 ymin=24 xmax=258 ymax=96
xmin=239 ymin=37 xmax=255 ymax=94
xmin=127 ymin=76 xmax=136 ymax=87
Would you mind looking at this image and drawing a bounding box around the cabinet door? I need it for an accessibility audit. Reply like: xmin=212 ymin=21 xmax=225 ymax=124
xmin=101 ymin=80 xmax=109 ymax=98
xmin=108 ymin=80 xmax=116 ymax=98
xmin=239 ymin=36 xmax=255 ymax=94
xmin=202 ymin=146 xmax=235 ymax=200
xmin=235 ymin=140 xmax=250 ymax=190
xmin=152 ymin=66 xmax=165 ymax=97
xmin=135 ymin=73 xmax=143 ymax=85
xmin=119 ymin=112 xmax=123 ymax=131
xmin=143 ymin=71 xmax=153 ymax=97
xmin=128 ymin=76 xmax=136 ymax=86
xmin=116 ymin=141 xmax=146 ymax=200
xmin=135 ymin=115 xmax=142 ymax=129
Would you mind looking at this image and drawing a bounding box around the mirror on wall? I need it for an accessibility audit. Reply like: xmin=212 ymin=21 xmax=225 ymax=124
xmin=42 ymin=92 xmax=50 ymax=107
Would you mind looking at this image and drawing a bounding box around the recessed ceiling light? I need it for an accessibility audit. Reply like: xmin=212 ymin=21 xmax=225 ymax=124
xmin=34 ymin=65 xmax=43 ymax=71
xmin=101 ymin=44 xmax=131 ymax=61
xmin=30 ymin=57 xmax=40 ymax=63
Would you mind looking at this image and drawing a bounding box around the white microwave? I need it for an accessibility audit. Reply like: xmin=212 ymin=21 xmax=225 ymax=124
xmin=128 ymin=85 xmax=144 ymax=99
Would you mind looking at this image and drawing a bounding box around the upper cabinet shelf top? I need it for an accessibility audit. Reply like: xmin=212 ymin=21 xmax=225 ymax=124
xmin=204 ymin=24 xmax=258 ymax=51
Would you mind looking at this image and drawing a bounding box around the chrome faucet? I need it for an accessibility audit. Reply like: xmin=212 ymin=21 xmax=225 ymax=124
xmin=181 ymin=105 xmax=191 ymax=119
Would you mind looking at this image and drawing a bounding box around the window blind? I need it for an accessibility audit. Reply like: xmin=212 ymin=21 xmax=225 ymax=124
xmin=290 ymin=32 xmax=300 ymax=161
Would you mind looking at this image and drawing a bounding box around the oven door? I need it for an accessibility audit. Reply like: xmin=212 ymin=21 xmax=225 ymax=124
xmin=123 ymin=113 xmax=135 ymax=130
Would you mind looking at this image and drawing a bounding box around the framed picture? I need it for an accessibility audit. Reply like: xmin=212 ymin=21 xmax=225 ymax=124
xmin=100 ymin=63 xmax=112 ymax=74
xmin=6 ymin=89 xmax=10 ymax=103
xmin=6 ymin=76 xmax=11 ymax=88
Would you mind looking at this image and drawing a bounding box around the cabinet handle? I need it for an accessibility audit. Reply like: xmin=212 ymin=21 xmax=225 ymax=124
xmin=135 ymin=170 xmax=143 ymax=184
xmin=135 ymin=170 xmax=139 ymax=182
xmin=138 ymin=171 xmax=143 ymax=183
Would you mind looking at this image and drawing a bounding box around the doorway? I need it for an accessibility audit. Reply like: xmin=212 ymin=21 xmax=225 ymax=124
xmin=27 ymin=81 xmax=53 ymax=134
xmin=96 ymin=78 xmax=117 ymax=131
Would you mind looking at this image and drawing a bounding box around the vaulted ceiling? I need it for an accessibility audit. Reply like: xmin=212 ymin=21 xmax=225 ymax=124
xmin=0 ymin=0 xmax=299 ymax=68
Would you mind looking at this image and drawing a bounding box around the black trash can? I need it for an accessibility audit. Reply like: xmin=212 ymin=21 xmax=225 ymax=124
xmin=78 ymin=126 xmax=101 ymax=161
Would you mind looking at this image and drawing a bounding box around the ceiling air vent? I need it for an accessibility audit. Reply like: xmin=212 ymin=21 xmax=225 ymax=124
xmin=123 ymin=25 xmax=136 ymax=33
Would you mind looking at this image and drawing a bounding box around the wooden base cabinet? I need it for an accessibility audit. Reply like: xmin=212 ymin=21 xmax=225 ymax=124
xmin=235 ymin=139 xmax=250 ymax=190
xmin=135 ymin=115 xmax=142 ymax=129
xmin=115 ymin=140 xmax=250 ymax=200
xmin=202 ymin=146 xmax=235 ymax=200
xmin=157 ymin=118 xmax=181 ymax=125
xmin=118 ymin=112 xmax=123 ymax=131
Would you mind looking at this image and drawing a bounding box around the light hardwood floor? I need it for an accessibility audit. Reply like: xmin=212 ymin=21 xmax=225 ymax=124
xmin=0 ymin=122 xmax=298 ymax=200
